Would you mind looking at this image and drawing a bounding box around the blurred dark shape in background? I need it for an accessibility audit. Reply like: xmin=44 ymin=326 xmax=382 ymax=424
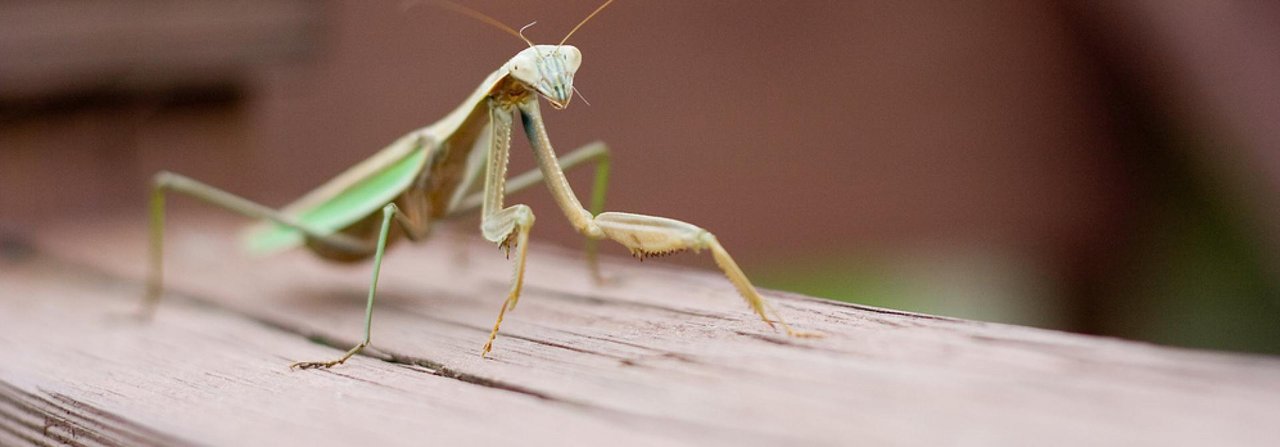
xmin=2 ymin=1 xmax=1278 ymax=354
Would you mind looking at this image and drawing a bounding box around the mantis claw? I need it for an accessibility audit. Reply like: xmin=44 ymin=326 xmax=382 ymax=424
xmin=290 ymin=360 xmax=343 ymax=370
xmin=498 ymin=231 xmax=519 ymax=259
xmin=289 ymin=342 xmax=368 ymax=370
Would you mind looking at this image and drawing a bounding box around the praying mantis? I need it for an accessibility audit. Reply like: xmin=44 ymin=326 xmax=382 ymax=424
xmin=144 ymin=0 xmax=814 ymax=370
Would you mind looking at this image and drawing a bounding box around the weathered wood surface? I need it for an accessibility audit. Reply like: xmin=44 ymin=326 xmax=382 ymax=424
xmin=2 ymin=217 xmax=1279 ymax=446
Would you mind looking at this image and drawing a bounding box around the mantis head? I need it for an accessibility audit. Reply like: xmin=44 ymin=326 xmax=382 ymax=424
xmin=506 ymin=45 xmax=582 ymax=110
xmin=434 ymin=0 xmax=610 ymax=110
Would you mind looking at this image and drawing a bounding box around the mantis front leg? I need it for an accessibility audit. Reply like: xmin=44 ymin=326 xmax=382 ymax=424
xmin=479 ymin=99 xmax=537 ymax=356
xmin=517 ymin=99 xmax=818 ymax=338
xmin=449 ymin=140 xmax=611 ymax=281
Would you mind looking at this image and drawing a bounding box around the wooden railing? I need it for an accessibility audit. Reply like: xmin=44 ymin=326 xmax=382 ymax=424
xmin=1 ymin=217 xmax=1277 ymax=446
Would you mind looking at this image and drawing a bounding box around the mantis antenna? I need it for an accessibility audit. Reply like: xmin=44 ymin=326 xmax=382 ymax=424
xmin=560 ymin=0 xmax=615 ymax=46
xmin=426 ymin=0 xmax=613 ymax=51
xmin=517 ymin=21 xmax=542 ymax=56
xmin=433 ymin=0 xmax=538 ymax=50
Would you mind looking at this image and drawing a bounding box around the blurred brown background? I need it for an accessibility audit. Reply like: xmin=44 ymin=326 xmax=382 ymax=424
xmin=3 ymin=1 xmax=1279 ymax=354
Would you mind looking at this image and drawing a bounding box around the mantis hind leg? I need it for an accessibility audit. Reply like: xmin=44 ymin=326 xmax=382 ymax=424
xmin=145 ymin=171 xmax=371 ymax=318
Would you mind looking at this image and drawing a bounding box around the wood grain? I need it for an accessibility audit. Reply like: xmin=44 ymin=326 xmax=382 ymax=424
xmin=2 ymin=217 xmax=1279 ymax=446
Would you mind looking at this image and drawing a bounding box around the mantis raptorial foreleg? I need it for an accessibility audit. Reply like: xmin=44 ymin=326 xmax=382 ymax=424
xmin=449 ymin=140 xmax=611 ymax=280
xmin=453 ymin=142 xmax=612 ymax=357
xmin=478 ymin=99 xmax=538 ymax=356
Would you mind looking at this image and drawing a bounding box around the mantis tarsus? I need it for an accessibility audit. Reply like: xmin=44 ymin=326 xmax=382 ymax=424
xmin=144 ymin=0 xmax=816 ymax=370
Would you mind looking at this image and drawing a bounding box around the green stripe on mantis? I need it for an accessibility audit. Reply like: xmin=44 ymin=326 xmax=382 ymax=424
xmin=244 ymin=147 xmax=430 ymax=254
